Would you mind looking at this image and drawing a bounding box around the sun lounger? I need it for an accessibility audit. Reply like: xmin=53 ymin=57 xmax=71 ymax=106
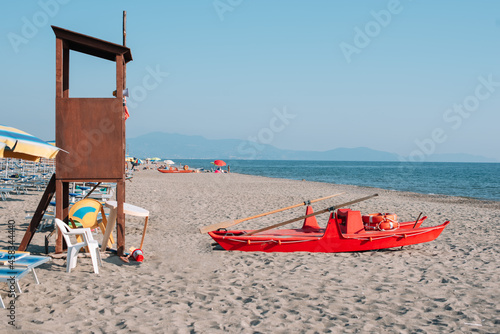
xmin=5 ymin=255 xmax=51 ymax=285
xmin=25 ymin=210 xmax=56 ymax=231
xmin=0 ymin=267 xmax=30 ymax=308
xmin=0 ymin=182 xmax=27 ymax=195
xmin=0 ymin=267 xmax=30 ymax=293
xmin=0 ymin=252 xmax=51 ymax=308
xmin=0 ymin=187 xmax=15 ymax=200
xmin=0 ymin=251 xmax=29 ymax=264
xmin=12 ymin=183 xmax=28 ymax=194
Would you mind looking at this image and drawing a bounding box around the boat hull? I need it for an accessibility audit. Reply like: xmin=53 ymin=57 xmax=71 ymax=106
xmin=208 ymin=211 xmax=449 ymax=253
xmin=158 ymin=168 xmax=195 ymax=173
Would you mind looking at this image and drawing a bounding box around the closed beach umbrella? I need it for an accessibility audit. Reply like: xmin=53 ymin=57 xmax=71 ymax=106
xmin=213 ymin=160 xmax=226 ymax=166
xmin=0 ymin=125 xmax=61 ymax=161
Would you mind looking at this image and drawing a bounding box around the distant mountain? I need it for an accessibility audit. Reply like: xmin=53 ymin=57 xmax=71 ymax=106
xmin=127 ymin=132 xmax=498 ymax=163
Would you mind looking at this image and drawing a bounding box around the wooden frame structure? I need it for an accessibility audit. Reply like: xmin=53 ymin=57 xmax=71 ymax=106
xmin=52 ymin=26 xmax=132 ymax=256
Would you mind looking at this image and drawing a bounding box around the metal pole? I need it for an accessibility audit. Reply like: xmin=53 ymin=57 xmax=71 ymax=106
xmin=122 ymin=10 xmax=127 ymax=47
xmin=122 ymin=10 xmax=127 ymax=89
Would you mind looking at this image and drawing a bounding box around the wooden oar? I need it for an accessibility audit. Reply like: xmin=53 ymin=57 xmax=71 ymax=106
xmin=412 ymin=212 xmax=423 ymax=229
xmin=244 ymin=194 xmax=379 ymax=236
xmin=199 ymin=193 xmax=345 ymax=234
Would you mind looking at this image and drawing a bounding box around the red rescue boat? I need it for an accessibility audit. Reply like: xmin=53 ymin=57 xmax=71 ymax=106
xmin=208 ymin=206 xmax=449 ymax=253
xmin=158 ymin=166 xmax=196 ymax=173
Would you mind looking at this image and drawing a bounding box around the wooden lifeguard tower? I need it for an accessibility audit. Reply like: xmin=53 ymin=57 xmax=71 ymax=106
xmin=52 ymin=26 xmax=132 ymax=256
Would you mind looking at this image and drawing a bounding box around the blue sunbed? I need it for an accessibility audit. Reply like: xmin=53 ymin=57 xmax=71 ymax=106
xmin=0 ymin=255 xmax=51 ymax=308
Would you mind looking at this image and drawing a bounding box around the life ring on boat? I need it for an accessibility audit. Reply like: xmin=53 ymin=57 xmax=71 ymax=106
xmin=362 ymin=213 xmax=397 ymax=224
xmin=377 ymin=219 xmax=399 ymax=231
xmin=183 ymin=165 xmax=189 ymax=170
xmin=362 ymin=213 xmax=399 ymax=231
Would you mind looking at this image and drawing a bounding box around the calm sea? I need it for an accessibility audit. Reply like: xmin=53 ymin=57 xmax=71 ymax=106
xmin=179 ymin=160 xmax=500 ymax=202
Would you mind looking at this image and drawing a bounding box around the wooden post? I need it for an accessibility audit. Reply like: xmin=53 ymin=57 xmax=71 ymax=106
xmin=63 ymin=43 xmax=69 ymax=97
xmin=55 ymin=180 xmax=63 ymax=253
xmin=55 ymin=37 xmax=64 ymax=254
xmin=116 ymin=53 xmax=126 ymax=256
xmin=55 ymin=181 xmax=69 ymax=253
xmin=55 ymin=38 xmax=63 ymax=99
xmin=116 ymin=180 xmax=125 ymax=255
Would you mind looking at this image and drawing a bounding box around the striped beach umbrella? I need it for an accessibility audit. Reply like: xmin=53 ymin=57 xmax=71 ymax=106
xmin=0 ymin=125 xmax=61 ymax=161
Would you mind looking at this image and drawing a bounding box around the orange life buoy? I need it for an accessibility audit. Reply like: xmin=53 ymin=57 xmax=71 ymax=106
xmin=183 ymin=165 xmax=189 ymax=170
xmin=378 ymin=220 xmax=399 ymax=231
xmin=362 ymin=213 xmax=399 ymax=231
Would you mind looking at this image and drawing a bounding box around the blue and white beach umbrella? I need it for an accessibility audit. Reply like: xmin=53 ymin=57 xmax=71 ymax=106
xmin=0 ymin=125 xmax=61 ymax=161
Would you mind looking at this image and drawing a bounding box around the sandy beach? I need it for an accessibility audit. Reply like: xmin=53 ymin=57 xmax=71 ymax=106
xmin=1 ymin=170 xmax=499 ymax=333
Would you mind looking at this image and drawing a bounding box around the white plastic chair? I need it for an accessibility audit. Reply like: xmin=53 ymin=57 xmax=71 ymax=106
xmin=54 ymin=218 xmax=102 ymax=274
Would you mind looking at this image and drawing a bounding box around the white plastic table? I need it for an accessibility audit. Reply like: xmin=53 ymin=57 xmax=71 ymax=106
xmin=101 ymin=201 xmax=150 ymax=252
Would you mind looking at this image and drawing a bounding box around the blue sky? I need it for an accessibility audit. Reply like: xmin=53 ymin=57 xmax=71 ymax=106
xmin=1 ymin=0 xmax=500 ymax=161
